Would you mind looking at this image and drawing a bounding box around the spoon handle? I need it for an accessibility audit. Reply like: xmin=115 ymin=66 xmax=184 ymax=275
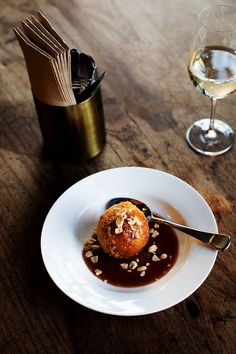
xmin=151 ymin=213 xmax=231 ymax=251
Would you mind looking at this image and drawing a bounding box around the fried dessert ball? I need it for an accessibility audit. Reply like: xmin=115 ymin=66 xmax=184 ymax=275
xmin=97 ymin=201 xmax=150 ymax=259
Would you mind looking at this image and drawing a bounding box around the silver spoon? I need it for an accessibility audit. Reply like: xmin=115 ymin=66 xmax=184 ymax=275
xmin=107 ymin=197 xmax=231 ymax=251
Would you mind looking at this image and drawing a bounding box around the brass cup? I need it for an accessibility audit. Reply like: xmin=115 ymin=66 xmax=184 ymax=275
xmin=33 ymin=88 xmax=106 ymax=161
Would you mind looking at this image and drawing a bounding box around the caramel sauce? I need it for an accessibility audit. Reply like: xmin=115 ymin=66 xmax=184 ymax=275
xmin=82 ymin=220 xmax=179 ymax=287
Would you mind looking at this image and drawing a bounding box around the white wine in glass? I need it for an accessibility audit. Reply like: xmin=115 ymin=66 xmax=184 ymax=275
xmin=186 ymin=5 xmax=236 ymax=156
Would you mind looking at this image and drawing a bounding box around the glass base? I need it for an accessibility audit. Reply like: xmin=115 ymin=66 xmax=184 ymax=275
xmin=186 ymin=118 xmax=234 ymax=156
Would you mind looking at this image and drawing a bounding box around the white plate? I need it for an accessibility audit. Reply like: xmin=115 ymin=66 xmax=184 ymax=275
xmin=41 ymin=167 xmax=217 ymax=316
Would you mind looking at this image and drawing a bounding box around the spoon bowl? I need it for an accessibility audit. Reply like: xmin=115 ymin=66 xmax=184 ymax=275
xmin=107 ymin=197 xmax=231 ymax=251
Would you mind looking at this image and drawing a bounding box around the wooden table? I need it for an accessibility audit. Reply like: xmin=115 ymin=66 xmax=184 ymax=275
xmin=1 ymin=0 xmax=235 ymax=353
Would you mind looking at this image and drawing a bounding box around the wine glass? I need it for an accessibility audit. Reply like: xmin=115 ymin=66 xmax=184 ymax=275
xmin=186 ymin=5 xmax=236 ymax=156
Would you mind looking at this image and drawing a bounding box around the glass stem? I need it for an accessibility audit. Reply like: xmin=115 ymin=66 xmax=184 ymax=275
xmin=209 ymin=97 xmax=217 ymax=130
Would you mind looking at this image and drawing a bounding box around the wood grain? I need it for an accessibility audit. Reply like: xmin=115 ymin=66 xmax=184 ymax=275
xmin=0 ymin=0 xmax=236 ymax=353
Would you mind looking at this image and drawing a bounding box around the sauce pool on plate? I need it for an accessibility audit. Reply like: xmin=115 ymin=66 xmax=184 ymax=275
xmin=82 ymin=219 xmax=179 ymax=287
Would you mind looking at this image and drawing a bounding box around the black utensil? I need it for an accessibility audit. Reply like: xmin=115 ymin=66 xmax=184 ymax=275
xmin=76 ymin=71 xmax=106 ymax=103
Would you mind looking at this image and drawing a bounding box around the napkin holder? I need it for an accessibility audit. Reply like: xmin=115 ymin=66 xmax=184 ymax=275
xmin=34 ymin=87 xmax=106 ymax=161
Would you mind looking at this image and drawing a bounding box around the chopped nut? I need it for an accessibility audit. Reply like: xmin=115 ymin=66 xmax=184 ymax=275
xmin=129 ymin=261 xmax=138 ymax=270
xmin=120 ymin=263 xmax=129 ymax=270
xmin=85 ymin=239 xmax=95 ymax=245
xmin=127 ymin=215 xmax=142 ymax=239
xmin=85 ymin=251 xmax=93 ymax=258
xmin=154 ymin=223 xmax=160 ymax=228
xmin=140 ymin=271 xmax=146 ymax=277
xmin=115 ymin=227 xmax=123 ymax=234
xmin=146 ymin=263 xmax=150 ymax=267
xmin=91 ymin=256 xmax=98 ymax=264
xmin=127 ymin=218 xmax=136 ymax=226
xmin=149 ymin=228 xmax=154 ymax=233
xmin=116 ymin=216 xmax=125 ymax=227
xmin=95 ymin=269 xmax=102 ymax=276
xmin=151 ymin=230 xmax=159 ymax=238
xmin=117 ymin=208 xmax=127 ymax=217
xmin=133 ymin=216 xmax=142 ymax=226
xmin=137 ymin=266 xmax=147 ymax=272
xmin=152 ymin=255 xmax=160 ymax=262
xmin=91 ymin=244 xmax=100 ymax=250
xmin=115 ymin=209 xmax=127 ymax=230
xmin=161 ymin=253 xmax=168 ymax=259
xmin=148 ymin=244 xmax=157 ymax=253
xmin=132 ymin=229 xmax=140 ymax=239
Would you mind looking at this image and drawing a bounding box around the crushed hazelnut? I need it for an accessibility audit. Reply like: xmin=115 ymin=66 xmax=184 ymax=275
xmin=85 ymin=238 xmax=95 ymax=245
xmin=151 ymin=230 xmax=159 ymax=238
xmin=148 ymin=244 xmax=157 ymax=253
xmin=91 ymin=244 xmax=100 ymax=250
xmin=91 ymin=256 xmax=98 ymax=264
xmin=120 ymin=263 xmax=129 ymax=270
xmin=95 ymin=269 xmax=102 ymax=276
xmin=129 ymin=261 xmax=138 ymax=270
xmin=115 ymin=227 xmax=123 ymax=234
xmin=152 ymin=255 xmax=160 ymax=262
xmin=85 ymin=251 xmax=93 ymax=258
xmin=137 ymin=266 xmax=147 ymax=272
xmin=132 ymin=229 xmax=140 ymax=239
xmin=115 ymin=209 xmax=127 ymax=234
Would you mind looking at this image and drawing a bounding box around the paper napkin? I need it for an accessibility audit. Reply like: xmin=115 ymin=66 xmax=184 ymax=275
xmin=14 ymin=11 xmax=76 ymax=106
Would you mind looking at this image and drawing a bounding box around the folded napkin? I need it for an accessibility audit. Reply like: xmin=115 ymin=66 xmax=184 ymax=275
xmin=14 ymin=11 xmax=76 ymax=106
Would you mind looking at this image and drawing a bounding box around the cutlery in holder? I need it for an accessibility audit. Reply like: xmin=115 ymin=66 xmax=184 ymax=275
xmin=14 ymin=10 xmax=106 ymax=161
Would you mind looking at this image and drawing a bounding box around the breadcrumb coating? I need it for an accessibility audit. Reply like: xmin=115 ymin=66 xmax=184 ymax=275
xmin=97 ymin=201 xmax=149 ymax=259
